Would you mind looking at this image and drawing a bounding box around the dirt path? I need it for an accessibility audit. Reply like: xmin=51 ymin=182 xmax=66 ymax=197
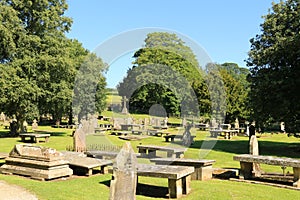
xmin=0 ymin=180 xmax=38 ymax=200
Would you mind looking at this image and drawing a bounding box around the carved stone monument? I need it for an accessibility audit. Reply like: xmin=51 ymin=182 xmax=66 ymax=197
xmin=109 ymin=142 xmax=137 ymax=200
xmin=182 ymin=123 xmax=193 ymax=146
xmin=249 ymin=135 xmax=261 ymax=176
xmin=121 ymin=96 xmax=129 ymax=114
xmin=0 ymin=144 xmax=72 ymax=180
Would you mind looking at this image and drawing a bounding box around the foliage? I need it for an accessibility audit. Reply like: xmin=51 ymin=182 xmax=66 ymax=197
xmin=0 ymin=1 xmax=107 ymax=132
xmin=117 ymin=32 xmax=208 ymax=117
xmin=73 ymin=53 xmax=108 ymax=122
xmin=218 ymin=63 xmax=250 ymax=123
xmin=246 ymin=0 xmax=300 ymax=133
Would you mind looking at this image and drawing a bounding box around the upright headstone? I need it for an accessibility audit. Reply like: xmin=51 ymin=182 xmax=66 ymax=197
xmin=182 ymin=123 xmax=193 ymax=146
xmin=234 ymin=118 xmax=239 ymax=129
xmin=182 ymin=117 xmax=187 ymax=127
xmin=0 ymin=112 xmax=5 ymax=121
xmin=249 ymin=135 xmax=261 ymax=176
xmin=121 ymin=96 xmax=128 ymax=114
xmin=162 ymin=117 xmax=168 ymax=128
xmin=72 ymin=119 xmax=92 ymax=152
xmin=211 ymin=118 xmax=217 ymax=129
xmin=32 ymin=119 xmax=38 ymax=130
xmin=22 ymin=120 xmax=28 ymax=133
xmin=280 ymin=122 xmax=285 ymax=133
xmin=109 ymin=142 xmax=137 ymax=200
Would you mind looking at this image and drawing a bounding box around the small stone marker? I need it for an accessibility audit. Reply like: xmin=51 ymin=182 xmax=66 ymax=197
xmin=32 ymin=119 xmax=38 ymax=130
xmin=249 ymin=135 xmax=261 ymax=176
xmin=109 ymin=142 xmax=137 ymax=200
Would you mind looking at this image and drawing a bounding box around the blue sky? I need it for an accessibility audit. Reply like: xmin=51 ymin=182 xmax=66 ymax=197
xmin=65 ymin=0 xmax=279 ymax=88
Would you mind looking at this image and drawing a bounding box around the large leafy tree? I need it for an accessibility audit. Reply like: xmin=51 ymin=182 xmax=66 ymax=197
xmin=117 ymin=32 xmax=208 ymax=117
xmin=0 ymin=0 xmax=106 ymax=134
xmin=246 ymin=0 xmax=300 ymax=133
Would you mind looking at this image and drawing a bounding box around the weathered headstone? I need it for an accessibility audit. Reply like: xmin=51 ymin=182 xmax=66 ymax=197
xmin=162 ymin=117 xmax=168 ymax=128
xmin=32 ymin=119 xmax=38 ymax=130
xmin=22 ymin=120 xmax=28 ymax=133
xmin=73 ymin=119 xmax=93 ymax=152
xmin=211 ymin=118 xmax=217 ymax=128
xmin=234 ymin=118 xmax=239 ymax=129
xmin=249 ymin=135 xmax=261 ymax=176
xmin=121 ymin=96 xmax=129 ymax=114
xmin=0 ymin=112 xmax=5 ymax=121
xmin=182 ymin=117 xmax=187 ymax=127
xmin=9 ymin=120 xmax=18 ymax=136
xmin=109 ymin=142 xmax=137 ymax=200
xmin=182 ymin=123 xmax=193 ymax=146
xmin=280 ymin=122 xmax=285 ymax=133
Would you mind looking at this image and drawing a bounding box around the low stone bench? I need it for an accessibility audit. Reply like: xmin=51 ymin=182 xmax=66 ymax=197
xmin=233 ymin=154 xmax=300 ymax=188
xmin=19 ymin=133 xmax=50 ymax=143
xmin=164 ymin=135 xmax=196 ymax=142
xmin=62 ymin=153 xmax=112 ymax=176
xmin=137 ymin=145 xmax=185 ymax=158
xmin=150 ymin=158 xmax=215 ymax=180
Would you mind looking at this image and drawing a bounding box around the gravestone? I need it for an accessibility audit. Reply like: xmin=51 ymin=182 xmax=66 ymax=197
xmin=22 ymin=120 xmax=28 ymax=133
xmin=109 ymin=142 xmax=137 ymax=200
xmin=0 ymin=112 xmax=5 ymax=122
xmin=280 ymin=122 xmax=285 ymax=133
xmin=162 ymin=117 xmax=168 ymax=128
xmin=73 ymin=119 xmax=93 ymax=152
xmin=234 ymin=118 xmax=239 ymax=129
xmin=113 ymin=118 xmax=126 ymax=130
xmin=211 ymin=118 xmax=217 ymax=128
xmin=182 ymin=117 xmax=187 ymax=127
xmin=0 ymin=144 xmax=72 ymax=180
xmin=9 ymin=120 xmax=18 ymax=136
xmin=249 ymin=135 xmax=261 ymax=176
xmin=182 ymin=123 xmax=193 ymax=146
xmin=32 ymin=119 xmax=38 ymax=130
xmin=121 ymin=96 xmax=129 ymax=114
xmin=155 ymin=118 xmax=161 ymax=127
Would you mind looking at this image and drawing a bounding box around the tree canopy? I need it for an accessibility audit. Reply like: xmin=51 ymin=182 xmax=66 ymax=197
xmin=117 ymin=32 xmax=206 ymax=117
xmin=247 ymin=0 xmax=300 ymax=133
xmin=0 ymin=0 xmax=107 ymax=134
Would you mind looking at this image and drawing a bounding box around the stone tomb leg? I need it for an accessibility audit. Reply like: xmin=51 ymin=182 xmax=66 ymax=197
xmin=239 ymin=161 xmax=253 ymax=180
xmin=168 ymin=174 xmax=191 ymax=198
xmin=293 ymin=167 xmax=300 ymax=188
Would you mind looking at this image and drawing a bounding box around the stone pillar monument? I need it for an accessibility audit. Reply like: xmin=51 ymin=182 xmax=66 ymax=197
xmin=121 ymin=96 xmax=128 ymax=114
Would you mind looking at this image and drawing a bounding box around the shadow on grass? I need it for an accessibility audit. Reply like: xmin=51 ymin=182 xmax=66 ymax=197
xmin=99 ymin=180 xmax=169 ymax=199
xmin=188 ymin=139 xmax=300 ymax=158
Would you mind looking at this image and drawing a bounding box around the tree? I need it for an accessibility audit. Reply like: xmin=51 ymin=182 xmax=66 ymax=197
xmin=73 ymin=53 xmax=108 ymax=122
xmin=0 ymin=0 xmax=96 ymax=134
xmin=117 ymin=32 xmax=208 ymax=117
xmin=218 ymin=63 xmax=250 ymax=123
xmin=246 ymin=0 xmax=300 ymax=133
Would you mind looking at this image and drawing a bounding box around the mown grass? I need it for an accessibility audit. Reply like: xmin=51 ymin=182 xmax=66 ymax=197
xmin=0 ymin=123 xmax=299 ymax=199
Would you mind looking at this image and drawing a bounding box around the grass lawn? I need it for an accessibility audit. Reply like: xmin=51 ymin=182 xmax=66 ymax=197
xmin=0 ymin=124 xmax=299 ymax=199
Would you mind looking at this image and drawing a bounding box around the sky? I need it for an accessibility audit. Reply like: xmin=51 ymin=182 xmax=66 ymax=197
xmin=65 ymin=0 xmax=279 ymax=88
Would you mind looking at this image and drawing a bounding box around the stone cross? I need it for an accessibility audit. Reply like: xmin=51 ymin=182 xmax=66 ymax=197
xmin=32 ymin=119 xmax=38 ymax=130
xmin=249 ymin=135 xmax=261 ymax=176
xmin=109 ymin=142 xmax=137 ymax=200
xmin=121 ymin=96 xmax=128 ymax=114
